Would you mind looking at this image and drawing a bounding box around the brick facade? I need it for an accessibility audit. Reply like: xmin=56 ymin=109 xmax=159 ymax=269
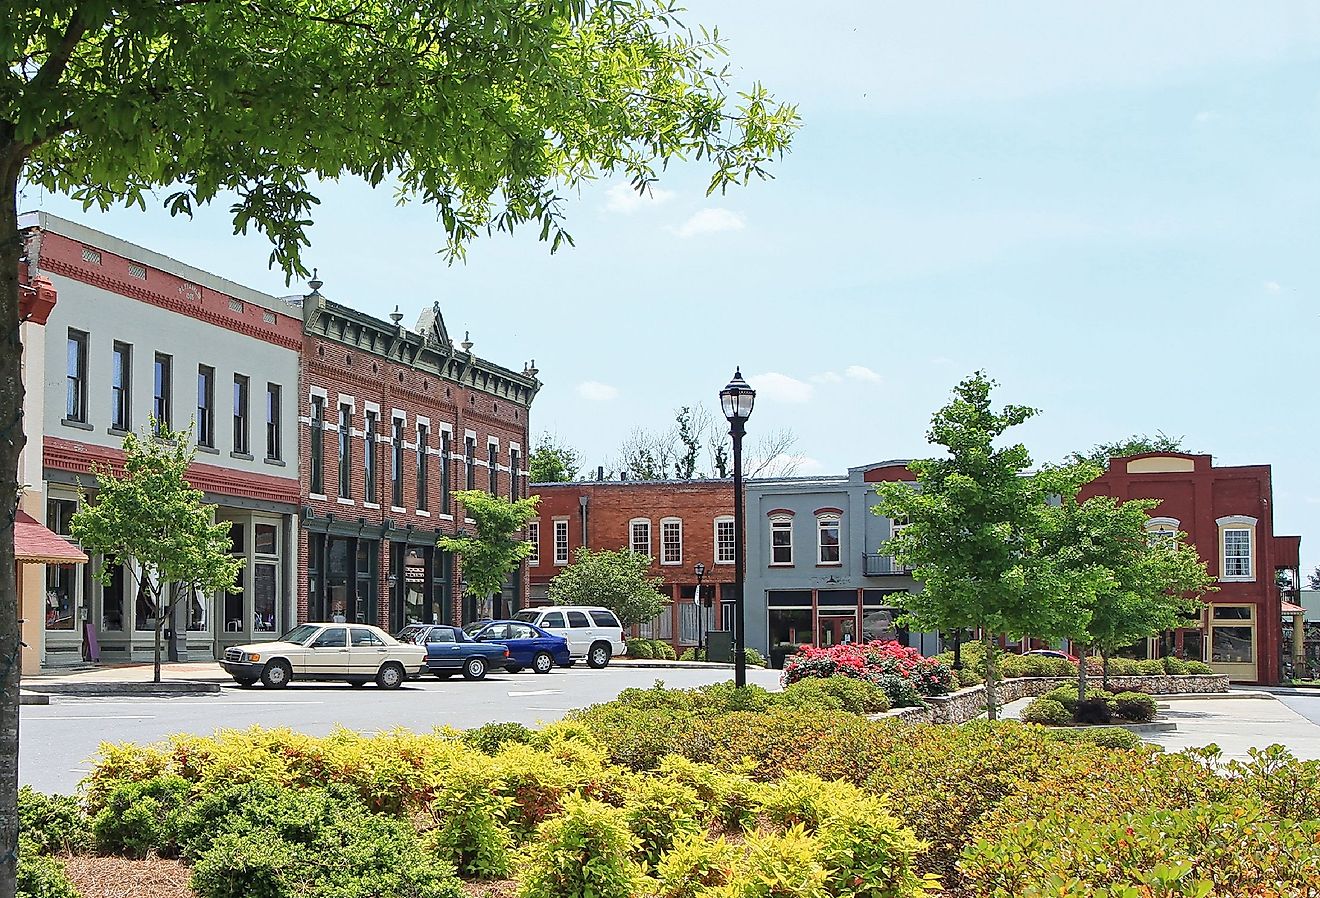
xmin=527 ymin=480 xmax=735 ymax=650
xmin=296 ymin=288 xmax=538 ymax=632
xmin=1080 ymin=452 xmax=1302 ymax=685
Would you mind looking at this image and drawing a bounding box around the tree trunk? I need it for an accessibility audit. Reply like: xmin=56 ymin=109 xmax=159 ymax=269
xmin=1101 ymin=650 xmax=1110 ymax=691
xmin=0 ymin=146 xmax=28 ymax=898
xmin=149 ymin=576 xmax=163 ymax=684
xmin=1076 ymin=643 xmax=1089 ymax=723
xmin=982 ymin=631 xmax=999 ymax=721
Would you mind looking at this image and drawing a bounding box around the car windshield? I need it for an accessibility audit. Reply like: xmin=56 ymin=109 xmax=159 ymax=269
xmin=280 ymin=624 xmax=320 ymax=646
xmin=397 ymin=626 xmax=425 ymax=644
xmin=462 ymin=621 xmax=490 ymax=636
xmin=514 ymin=610 xmax=538 ymax=622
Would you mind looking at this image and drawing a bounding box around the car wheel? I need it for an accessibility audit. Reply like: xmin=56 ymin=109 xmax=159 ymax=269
xmin=532 ymin=652 xmax=554 ymax=674
xmin=587 ymin=642 xmax=611 ymax=669
xmin=463 ymin=657 xmax=488 ymax=681
xmin=375 ymin=662 xmax=405 ymax=690
xmin=434 ymin=671 xmax=453 ymax=680
xmin=233 ymin=677 xmax=257 ymax=687
xmin=260 ymin=660 xmax=292 ymax=688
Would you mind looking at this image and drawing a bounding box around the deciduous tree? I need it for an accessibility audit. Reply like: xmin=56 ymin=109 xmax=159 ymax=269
xmin=0 ymin=5 xmax=796 ymax=889
xmin=874 ymin=372 xmax=1096 ymax=719
xmin=70 ymin=426 xmax=243 ymax=685
xmin=548 ymin=547 xmax=665 ymax=630
xmin=1068 ymin=432 xmax=1190 ymax=470
xmin=528 ymin=434 xmax=581 ymax=484
xmin=440 ymin=491 xmax=539 ymax=618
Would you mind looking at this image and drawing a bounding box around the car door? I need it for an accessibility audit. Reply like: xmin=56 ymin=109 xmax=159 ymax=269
xmin=502 ymin=623 xmax=540 ymax=666
xmin=306 ymin=626 xmax=349 ymax=676
xmin=350 ymin=626 xmax=387 ymax=677
xmin=426 ymin=626 xmax=462 ymax=669
xmin=564 ymin=610 xmax=593 ymax=656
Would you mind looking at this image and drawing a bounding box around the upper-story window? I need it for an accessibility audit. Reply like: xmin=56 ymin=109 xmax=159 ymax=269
xmin=770 ymin=515 xmax=793 ymax=565
xmin=65 ymin=329 xmax=88 ymax=423
xmin=510 ymin=448 xmax=520 ymax=501
xmin=417 ymin=423 xmax=429 ymax=512
xmin=337 ymin=403 xmax=352 ymax=499
xmin=111 ymin=342 xmax=132 ymax=431
xmin=363 ymin=411 xmax=378 ymax=504
xmin=817 ymin=514 xmax=841 ymax=565
xmin=1217 ymin=515 xmax=1257 ymax=581
xmin=440 ymin=429 xmax=451 ymax=514
xmin=527 ymin=520 xmax=540 ymax=566
xmin=661 ymin=518 xmax=683 ymax=565
xmin=553 ymin=519 xmax=570 ymax=565
xmin=391 ymin=416 xmax=405 ymax=508
xmin=715 ymin=516 xmax=735 ymax=564
xmin=233 ymin=375 xmax=250 ymax=455
xmin=630 ymin=519 xmax=652 ymax=557
xmin=465 ymin=436 xmax=476 ymax=490
xmin=309 ymin=395 xmax=325 ymax=495
xmin=265 ymin=384 xmax=281 ymax=461
xmin=1145 ymin=517 xmax=1179 ymax=550
xmin=488 ymin=442 xmax=498 ymax=494
xmin=887 ymin=516 xmax=910 ymax=572
xmin=153 ymin=353 xmax=172 ymax=434
xmin=196 ymin=365 xmax=215 ymax=448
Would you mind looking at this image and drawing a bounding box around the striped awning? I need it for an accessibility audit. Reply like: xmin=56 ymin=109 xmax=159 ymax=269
xmin=14 ymin=510 xmax=87 ymax=565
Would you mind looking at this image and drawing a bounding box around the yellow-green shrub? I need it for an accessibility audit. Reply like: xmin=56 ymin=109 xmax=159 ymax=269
xmin=621 ymin=777 xmax=703 ymax=868
xmin=656 ymin=755 xmax=758 ymax=833
xmin=654 ymin=833 xmax=739 ymax=898
xmin=701 ymin=826 xmax=829 ymax=898
xmin=516 ymin=796 xmax=648 ymax=898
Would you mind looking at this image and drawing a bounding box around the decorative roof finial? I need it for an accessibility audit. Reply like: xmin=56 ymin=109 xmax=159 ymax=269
xmin=308 ymin=267 xmax=323 ymax=294
xmin=389 ymin=305 xmax=404 ymax=325
xmin=525 ymin=359 xmax=539 ymax=378
xmin=461 ymin=330 xmax=473 ymax=353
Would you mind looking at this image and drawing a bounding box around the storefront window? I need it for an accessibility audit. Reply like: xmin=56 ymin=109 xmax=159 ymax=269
xmin=46 ymin=498 xmax=79 ymax=632
xmin=1212 ymin=628 xmax=1253 ymax=664
xmin=404 ymin=549 xmax=426 ymax=625
xmin=356 ymin=540 xmax=377 ymax=625
xmin=102 ymin=559 xmax=125 ymax=631
xmin=186 ymin=586 xmax=207 ymax=632
xmin=253 ymin=564 xmax=277 ymax=632
xmin=135 ymin=578 xmax=156 ymax=631
xmin=254 ymin=524 xmax=277 ymax=555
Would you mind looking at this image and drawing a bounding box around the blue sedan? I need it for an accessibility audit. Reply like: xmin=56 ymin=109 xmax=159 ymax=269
xmin=463 ymin=620 xmax=572 ymax=674
xmin=397 ymin=625 xmax=510 ymax=681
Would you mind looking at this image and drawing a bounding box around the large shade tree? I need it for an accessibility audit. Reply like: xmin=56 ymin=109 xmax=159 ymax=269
xmin=0 ymin=4 xmax=797 ymax=893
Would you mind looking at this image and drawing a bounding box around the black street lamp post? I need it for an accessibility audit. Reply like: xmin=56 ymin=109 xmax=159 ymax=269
xmin=694 ymin=562 xmax=706 ymax=661
xmin=720 ymin=369 xmax=755 ymax=688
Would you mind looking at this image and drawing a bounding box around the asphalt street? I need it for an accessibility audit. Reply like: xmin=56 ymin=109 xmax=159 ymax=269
xmin=1275 ymin=690 xmax=1320 ymax=727
xmin=19 ymin=665 xmax=783 ymax=795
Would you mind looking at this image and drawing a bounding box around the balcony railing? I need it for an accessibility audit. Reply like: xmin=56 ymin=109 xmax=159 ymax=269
xmin=862 ymin=553 xmax=912 ymax=576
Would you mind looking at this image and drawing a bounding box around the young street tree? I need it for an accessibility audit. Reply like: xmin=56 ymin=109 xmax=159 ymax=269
xmin=1048 ymin=494 xmax=1215 ymax=700
xmin=528 ymin=434 xmax=581 ymax=484
xmin=548 ymin=547 xmax=665 ymax=630
xmin=70 ymin=427 xmax=243 ymax=684
xmin=440 ymin=491 xmax=539 ymax=619
xmin=1 ymin=4 xmax=796 ymax=888
xmin=874 ymin=372 xmax=1096 ymax=720
xmin=1067 ymin=432 xmax=1189 ymax=469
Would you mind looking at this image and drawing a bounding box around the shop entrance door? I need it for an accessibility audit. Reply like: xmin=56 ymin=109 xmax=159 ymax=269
xmin=817 ymin=614 xmax=857 ymax=648
xmin=1208 ymin=604 xmax=1257 ymax=681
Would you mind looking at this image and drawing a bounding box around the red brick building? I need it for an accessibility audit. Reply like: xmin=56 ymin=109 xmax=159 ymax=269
xmin=527 ymin=479 xmax=735 ymax=649
xmin=296 ymin=283 xmax=539 ymax=630
xmin=1080 ymin=452 xmax=1302 ymax=684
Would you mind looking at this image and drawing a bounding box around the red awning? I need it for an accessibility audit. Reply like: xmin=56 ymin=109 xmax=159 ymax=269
xmin=1282 ymin=601 xmax=1306 ymax=615
xmin=14 ymin=510 xmax=87 ymax=565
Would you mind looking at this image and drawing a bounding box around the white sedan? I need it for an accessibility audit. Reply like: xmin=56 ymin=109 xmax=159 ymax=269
xmin=220 ymin=622 xmax=427 ymax=689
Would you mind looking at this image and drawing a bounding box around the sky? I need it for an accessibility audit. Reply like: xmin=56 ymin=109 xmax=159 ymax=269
xmin=22 ymin=1 xmax=1320 ymax=572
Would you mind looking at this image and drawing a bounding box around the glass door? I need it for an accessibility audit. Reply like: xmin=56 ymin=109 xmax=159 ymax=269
xmin=1208 ymin=604 xmax=1257 ymax=681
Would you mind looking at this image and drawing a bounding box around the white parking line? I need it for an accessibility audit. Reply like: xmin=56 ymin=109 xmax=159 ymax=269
xmin=507 ymin=689 xmax=558 ymax=697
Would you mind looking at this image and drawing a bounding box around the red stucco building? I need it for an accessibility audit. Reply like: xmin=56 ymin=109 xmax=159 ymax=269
xmin=295 ymin=283 xmax=539 ymax=630
xmin=1080 ymin=452 xmax=1302 ymax=684
xmin=527 ymin=479 xmax=735 ymax=650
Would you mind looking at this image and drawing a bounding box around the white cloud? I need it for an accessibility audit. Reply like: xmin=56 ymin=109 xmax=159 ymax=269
xmin=845 ymin=365 xmax=883 ymax=384
xmin=604 ymin=182 xmax=675 ymax=215
xmin=672 ymin=208 xmax=746 ymax=239
xmin=1264 ymin=280 xmax=1282 ymax=293
xmin=810 ymin=371 xmax=844 ymax=384
xmin=576 ymin=381 xmax=619 ymax=401
xmin=748 ymin=372 xmax=814 ymax=404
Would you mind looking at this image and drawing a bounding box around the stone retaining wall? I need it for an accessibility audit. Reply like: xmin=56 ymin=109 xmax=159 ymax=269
xmin=882 ymin=674 xmax=1230 ymax=726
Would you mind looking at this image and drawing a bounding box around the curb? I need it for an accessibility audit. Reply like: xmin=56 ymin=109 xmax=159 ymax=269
xmin=1157 ymin=690 xmax=1274 ymax=702
xmin=20 ymin=692 xmax=49 ymax=706
xmin=23 ymin=681 xmax=222 ymax=697
xmin=613 ymin=660 xmax=738 ymax=670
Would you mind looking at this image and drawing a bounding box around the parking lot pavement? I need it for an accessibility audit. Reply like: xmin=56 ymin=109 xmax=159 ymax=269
xmin=1147 ymin=693 xmax=1320 ymax=762
xmin=19 ymin=664 xmax=784 ymax=796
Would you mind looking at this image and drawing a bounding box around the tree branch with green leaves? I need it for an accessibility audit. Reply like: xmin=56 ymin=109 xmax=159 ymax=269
xmin=439 ymin=491 xmax=539 ymax=608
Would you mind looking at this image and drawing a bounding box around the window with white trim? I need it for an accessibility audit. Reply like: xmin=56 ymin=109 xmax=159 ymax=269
xmin=630 ymin=519 xmax=652 ymax=557
xmin=1223 ymin=529 xmax=1252 ymax=578
xmin=817 ymin=514 xmax=841 ymax=564
xmin=770 ymin=517 xmax=793 ymax=565
xmin=527 ymin=521 xmax=540 ymax=565
xmin=1145 ymin=517 xmax=1179 ymax=550
xmin=553 ymin=520 xmax=569 ymax=565
xmin=661 ymin=518 xmax=683 ymax=565
xmin=715 ymin=517 xmax=735 ymax=564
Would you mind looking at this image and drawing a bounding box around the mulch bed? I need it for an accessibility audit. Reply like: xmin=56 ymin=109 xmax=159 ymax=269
xmin=62 ymin=855 xmax=194 ymax=898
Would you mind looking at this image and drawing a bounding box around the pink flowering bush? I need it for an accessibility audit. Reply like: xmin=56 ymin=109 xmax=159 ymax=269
xmin=781 ymin=641 xmax=953 ymax=706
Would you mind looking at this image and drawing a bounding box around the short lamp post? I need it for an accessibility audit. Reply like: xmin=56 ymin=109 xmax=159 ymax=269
xmin=694 ymin=562 xmax=706 ymax=661
xmin=720 ymin=368 xmax=755 ymax=688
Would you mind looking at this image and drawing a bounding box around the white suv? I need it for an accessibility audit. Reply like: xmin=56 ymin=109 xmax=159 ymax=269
xmin=514 ymin=606 xmax=626 ymax=668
